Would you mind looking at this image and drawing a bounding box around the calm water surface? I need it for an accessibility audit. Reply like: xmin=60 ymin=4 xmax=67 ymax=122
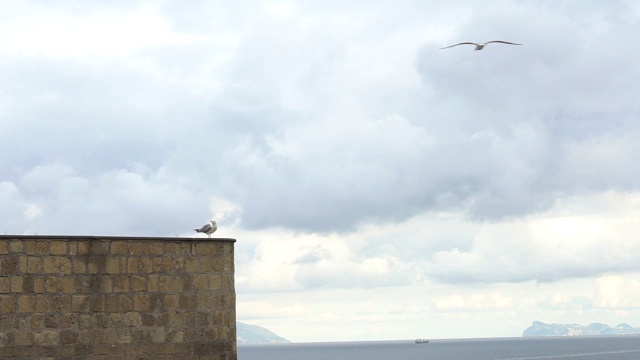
xmin=238 ymin=336 xmax=640 ymax=360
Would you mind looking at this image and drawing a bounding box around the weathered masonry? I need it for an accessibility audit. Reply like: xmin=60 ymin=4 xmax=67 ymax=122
xmin=0 ymin=235 xmax=237 ymax=360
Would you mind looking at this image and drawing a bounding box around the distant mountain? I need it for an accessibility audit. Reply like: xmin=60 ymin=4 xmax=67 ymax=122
xmin=523 ymin=321 xmax=640 ymax=337
xmin=237 ymin=322 xmax=291 ymax=344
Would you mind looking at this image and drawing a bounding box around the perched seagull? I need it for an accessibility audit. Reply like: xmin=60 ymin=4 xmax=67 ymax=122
xmin=440 ymin=40 xmax=521 ymax=51
xmin=194 ymin=220 xmax=217 ymax=238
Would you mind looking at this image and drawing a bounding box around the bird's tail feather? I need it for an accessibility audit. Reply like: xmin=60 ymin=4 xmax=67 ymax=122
xmin=194 ymin=229 xmax=199 ymax=232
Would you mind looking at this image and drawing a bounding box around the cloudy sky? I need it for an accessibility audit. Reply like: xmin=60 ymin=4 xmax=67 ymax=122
xmin=2 ymin=0 xmax=640 ymax=342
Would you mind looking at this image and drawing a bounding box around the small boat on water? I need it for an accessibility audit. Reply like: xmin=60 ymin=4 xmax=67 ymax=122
xmin=415 ymin=339 xmax=429 ymax=344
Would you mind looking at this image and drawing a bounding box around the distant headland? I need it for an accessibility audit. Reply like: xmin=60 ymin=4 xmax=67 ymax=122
xmin=237 ymin=322 xmax=291 ymax=344
xmin=524 ymin=321 xmax=640 ymax=337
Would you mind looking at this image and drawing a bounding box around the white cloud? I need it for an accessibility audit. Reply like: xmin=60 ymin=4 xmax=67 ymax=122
xmin=593 ymin=274 xmax=640 ymax=310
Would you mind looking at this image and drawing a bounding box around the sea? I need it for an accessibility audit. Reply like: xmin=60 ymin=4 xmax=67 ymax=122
xmin=238 ymin=336 xmax=640 ymax=360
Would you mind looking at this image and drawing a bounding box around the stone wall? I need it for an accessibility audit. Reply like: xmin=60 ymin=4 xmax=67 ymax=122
xmin=0 ymin=235 xmax=236 ymax=360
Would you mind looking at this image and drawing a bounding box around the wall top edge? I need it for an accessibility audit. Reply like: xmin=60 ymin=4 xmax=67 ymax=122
xmin=0 ymin=235 xmax=236 ymax=242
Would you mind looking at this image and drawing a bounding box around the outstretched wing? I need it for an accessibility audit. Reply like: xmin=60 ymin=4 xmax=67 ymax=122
xmin=440 ymin=42 xmax=478 ymax=49
xmin=485 ymin=40 xmax=521 ymax=46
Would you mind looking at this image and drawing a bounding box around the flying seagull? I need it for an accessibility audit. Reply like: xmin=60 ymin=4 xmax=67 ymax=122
xmin=194 ymin=220 xmax=217 ymax=238
xmin=440 ymin=41 xmax=521 ymax=51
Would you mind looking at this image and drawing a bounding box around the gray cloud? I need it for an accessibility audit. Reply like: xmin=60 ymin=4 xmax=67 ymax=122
xmin=1 ymin=0 xmax=639 ymax=239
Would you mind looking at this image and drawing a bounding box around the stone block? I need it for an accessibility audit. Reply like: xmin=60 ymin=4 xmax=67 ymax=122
xmin=185 ymin=258 xmax=199 ymax=273
xmin=14 ymin=330 xmax=32 ymax=345
xmin=47 ymin=295 xmax=62 ymax=313
xmin=27 ymin=256 xmax=43 ymax=273
xmin=36 ymin=295 xmax=47 ymax=312
xmin=158 ymin=275 xmax=171 ymax=292
xmin=73 ymin=258 xmax=87 ymax=274
xmin=11 ymin=276 xmax=23 ymax=293
xmin=67 ymin=240 xmax=78 ymax=255
xmin=75 ymin=275 xmax=92 ymax=294
xmin=110 ymin=241 xmax=127 ymax=254
xmin=1 ymin=256 xmax=19 ymax=274
xmin=60 ymin=277 xmax=76 ymax=294
xmin=128 ymin=242 xmax=148 ymax=255
xmin=45 ymin=314 xmax=58 ymax=328
xmin=147 ymin=274 xmax=159 ymax=292
xmin=199 ymin=256 xmax=221 ymax=272
xmin=109 ymin=313 xmax=123 ymax=327
xmin=35 ymin=241 xmax=48 ymax=255
xmin=196 ymin=243 xmax=218 ymax=255
xmin=174 ymin=256 xmax=186 ymax=271
xmin=72 ymin=295 xmax=89 ymax=312
xmin=112 ymin=276 xmax=130 ymax=293
xmin=181 ymin=274 xmax=193 ymax=292
xmin=121 ymin=312 xmax=141 ymax=328
xmin=90 ymin=241 xmax=109 ymax=255
xmin=170 ymin=276 xmax=183 ymax=292
xmin=50 ymin=241 xmax=68 ymax=255
xmin=31 ymin=314 xmax=45 ymax=329
xmin=179 ymin=294 xmax=196 ymax=311
xmin=24 ymin=240 xmax=36 ymax=255
xmin=223 ymin=276 xmax=234 ymax=291
xmin=165 ymin=243 xmax=180 ymax=255
xmin=164 ymin=294 xmax=178 ymax=310
xmin=76 ymin=241 xmax=90 ymax=255
xmin=194 ymin=274 xmax=209 ymax=290
xmin=162 ymin=258 xmax=175 ymax=272
xmin=9 ymin=241 xmax=23 ymax=253
xmin=33 ymin=330 xmax=59 ymax=346
xmin=105 ymin=295 xmax=118 ymax=312
xmin=86 ymin=258 xmax=101 ymax=274
xmin=133 ymin=294 xmax=150 ymax=311
xmin=153 ymin=258 xmax=163 ymax=272
xmin=168 ymin=313 xmax=183 ymax=327
xmin=96 ymin=313 xmax=110 ymax=328
xmin=90 ymin=295 xmax=105 ymax=312
xmin=60 ymin=313 xmax=79 ymax=328
xmin=197 ymin=312 xmax=211 ymax=327
xmin=0 ymin=277 xmax=9 ymax=293
xmin=58 ymin=257 xmax=73 ymax=275
xmin=119 ymin=295 xmax=133 ymax=312
xmin=19 ymin=256 xmax=27 ymax=273
xmin=59 ymin=329 xmax=79 ymax=344
xmin=46 ymin=276 xmax=58 ymax=293
xmin=43 ymin=257 xmax=72 ymax=274
xmin=43 ymin=257 xmax=58 ymax=274
xmin=148 ymin=328 xmax=166 ymax=343
xmin=131 ymin=328 xmax=144 ymax=343
xmin=98 ymin=277 xmax=113 ymax=293
xmin=139 ymin=257 xmax=153 ymax=273
xmin=20 ymin=275 xmax=33 ymax=294
xmin=56 ymin=343 xmax=76 ymax=356
xmin=208 ymin=275 xmax=222 ymax=291
xmin=105 ymin=257 xmax=120 ymax=274
xmin=167 ymin=330 xmax=184 ymax=343
xmin=127 ymin=257 xmax=138 ymax=273
xmin=17 ymin=295 xmax=35 ymax=313
xmin=149 ymin=242 xmax=164 ymax=255
xmin=64 ymin=296 xmax=74 ymax=313
xmin=0 ymin=240 xmax=8 ymax=254
xmin=197 ymin=293 xmax=215 ymax=310
xmin=78 ymin=330 xmax=94 ymax=345
xmin=103 ymin=328 xmax=118 ymax=344
xmin=130 ymin=275 xmax=146 ymax=292
xmin=33 ymin=277 xmax=45 ymax=293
